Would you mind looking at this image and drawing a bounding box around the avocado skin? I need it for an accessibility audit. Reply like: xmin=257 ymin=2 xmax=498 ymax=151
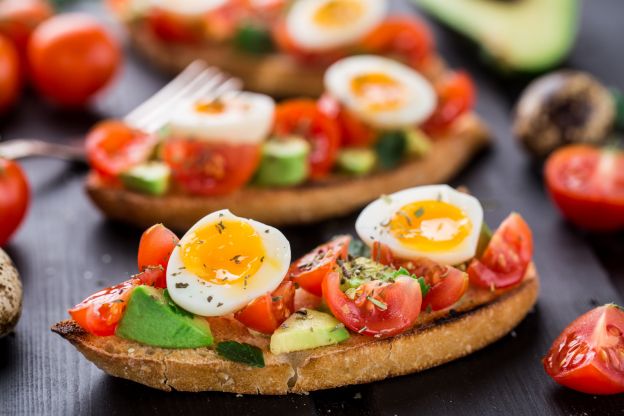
xmin=270 ymin=309 xmax=349 ymax=355
xmin=116 ymin=286 xmax=213 ymax=349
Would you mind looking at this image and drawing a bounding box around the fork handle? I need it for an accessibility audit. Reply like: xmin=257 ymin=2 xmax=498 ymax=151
xmin=0 ymin=140 xmax=86 ymax=163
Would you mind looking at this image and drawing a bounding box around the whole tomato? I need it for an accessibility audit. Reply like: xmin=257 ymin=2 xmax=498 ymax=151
xmin=27 ymin=13 xmax=121 ymax=106
xmin=0 ymin=0 xmax=52 ymax=56
xmin=0 ymin=33 xmax=20 ymax=112
xmin=0 ymin=158 xmax=29 ymax=246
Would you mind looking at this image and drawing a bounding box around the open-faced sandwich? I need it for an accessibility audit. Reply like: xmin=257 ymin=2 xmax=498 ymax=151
xmin=109 ymin=0 xmax=458 ymax=97
xmin=54 ymin=185 xmax=539 ymax=394
xmin=86 ymin=54 xmax=489 ymax=230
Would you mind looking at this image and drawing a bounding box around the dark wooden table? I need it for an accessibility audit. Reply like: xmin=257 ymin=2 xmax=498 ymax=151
xmin=1 ymin=1 xmax=624 ymax=415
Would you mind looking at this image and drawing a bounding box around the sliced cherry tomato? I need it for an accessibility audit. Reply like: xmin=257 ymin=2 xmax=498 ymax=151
xmin=422 ymin=71 xmax=475 ymax=136
xmin=147 ymin=8 xmax=205 ymax=44
xmin=289 ymin=235 xmax=351 ymax=297
xmin=86 ymin=120 xmax=156 ymax=177
xmin=234 ymin=280 xmax=295 ymax=334
xmin=544 ymin=304 xmax=624 ymax=395
xmin=0 ymin=34 xmax=20 ymax=112
xmin=0 ymin=0 xmax=52 ymax=59
xmin=545 ymin=145 xmax=624 ymax=231
xmin=69 ymin=279 xmax=139 ymax=336
xmin=162 ymin=139 xmax=261 ymax=196
xmin=360 ymin=17 xmax=433 ymax=69
xmin=273 ymin=99 xmax=342 ymax=179
xmin=468 ymin=213 xmax=533 ymax=290
xmin=322 ymin=270 xmax=421 ymax=337
xmin=0 ymin=158 xmax=29 ymax=246
xmin=134 ymin=265 xmax=166 ymax=289
xmin=28 ymin=13 xmax=121 ymax=106
xmin=137 ymin=223 xmax=179 ymax=286
xmin=318 ymin=94 xmax=377 ymax=148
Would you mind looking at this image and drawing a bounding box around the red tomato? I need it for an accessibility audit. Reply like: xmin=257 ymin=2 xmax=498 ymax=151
xmin=134 ymin=265 xmax=166 ymax=289
xmin=0 ymin=34 xmax=20 ymax=112
xmin=147 ymin=8 xmax=205 ymax=44
xmin=289 ymin=235 xmax=351 ymax=297
xmin=69 ymin=279 xmax=138 ymax=336
xmin=544 ymin=304 xmax=624 ymax=395
xmin=318 ymin=94 xmax=377 ymax=148
xmin=545 ymin=145 xmax=624 ymax=231
xmin=234 ymin=280 xmax=295 ymax=334
xmin=162 ymin=139 xmax=261 ymax=196
xmin=137 ymin=223 xmax=179 ymax=271
xmin=468 ymin=213 xmax=533 ymax=290
xmin=273 ymin=100 xmax=341 ymax=179
xmin=0 ymin=0 xmax=52 ymax=57
xmin=28 ymin=13 xmax=121 ymax=106
xmin=0 ymin=158 xmax=29 ymax=246
xmin=85 ymin=120 xmax=156 ymax=177
xmin=422 ymin=71 xmax=475 ymax=136
xmin=360 ymin=17 xmax=433 ymax=69
xmin=322 ymin=270 xmax=422 ymax=337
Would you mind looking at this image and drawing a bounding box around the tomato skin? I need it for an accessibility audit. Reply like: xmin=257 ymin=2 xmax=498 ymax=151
xmin=0 ymin=34 xmax=20 ymax=112
xmin=86 ymin=120 xmax=156 ymax=177
xmin=134 ymin=265 xmax=166 ymax=289
xmin=0 ymin=159 xmax=29 ymax=246
xmin=28 ymin=13 xmax=121 ymax=106
xmin=318 ymin=94 xmax=377 ymax=148
xmin=289 ymin=235 xmax=351 ymax=297
xmin=545 ymin=146 xmax=624 ymax=231
xmin=69 ymin=279 xmax=139 ymax=336
xmin=147 ymin=8 xmax=205 ymax=44
xmin=0 ymin=0 xmax=52 ymax=59
xmin=273 ymin=100 xmax=342 ymax=179
xmin=322 ymin=270 xmax=422 ymax=338
xmin=422 ymin=71 xmax=475 ymax=136
xmin=163 ymin=139 xmax=261 ymax=196
xmin=234 ymin=280 xmax=295 ymax=334
xmin=360 ymin=17 xmax=433 ymax=69
xmin=468 ymin=213 xmax=533 ymax=290
xmin=543 ymin=305 xmax=624 ymax=395
xmin=137 ymin=223 xmax=179 ymax=278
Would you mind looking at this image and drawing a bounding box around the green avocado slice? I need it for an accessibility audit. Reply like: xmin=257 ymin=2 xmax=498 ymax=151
xmin=414 ymin=0 xmax=579 ymax=72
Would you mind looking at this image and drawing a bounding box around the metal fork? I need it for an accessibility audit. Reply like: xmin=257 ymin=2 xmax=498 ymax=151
xmin=0 ymin=60 xmax=242 ymax=162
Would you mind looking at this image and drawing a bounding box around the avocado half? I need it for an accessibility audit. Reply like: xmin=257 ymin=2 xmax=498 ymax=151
xmin=414 ymin=0 xmax=579 ymax=72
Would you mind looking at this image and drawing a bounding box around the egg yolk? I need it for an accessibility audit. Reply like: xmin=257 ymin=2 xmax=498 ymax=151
xmin=195 ymin=99 xmax=226 ymax=115
xmin=351 ymin=73 xmax=406 ymax=112
xmin=314 ymin=0 xmax=364 ymax=28
xmin=388 ymin=200 xmax=472 ymax=252
xmin=180 ymin=220 xmax=265 ymax=286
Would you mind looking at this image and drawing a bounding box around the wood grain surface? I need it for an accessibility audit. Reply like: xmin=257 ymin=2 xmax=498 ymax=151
xmin=1 ymin=0 xmax=623 ymax=415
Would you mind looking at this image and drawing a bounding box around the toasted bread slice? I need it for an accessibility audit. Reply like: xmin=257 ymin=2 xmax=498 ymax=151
xmin=86 ymin=113 xmax=489 ymax=231
xmin=0 ymin=249 xmax=22 ymax=338
xmin=52 ymin=265 xmax=538 ymax=394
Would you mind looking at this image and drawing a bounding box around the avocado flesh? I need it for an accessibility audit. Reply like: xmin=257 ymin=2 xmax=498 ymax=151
xmin=415 ymin=0 xmax=579 ymax=72
xmin=116 ymin=286 xmax=213 ymax=348
xmin=270 ymin=309 xmax=350 ymax=355
xmin=337 ymin=148 xmax=377 ymax=175
xmin=120 ymin=162 xmax=170 ymax=196
xmin=254 ymin=137 xmax=310 ymax=187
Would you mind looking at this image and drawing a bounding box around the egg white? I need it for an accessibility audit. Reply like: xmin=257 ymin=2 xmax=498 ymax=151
xmin=285 ymin=0 xmax=387 ymax=51
xmin=167 ymin=210 xmax=291 ymax=316
xmin=150 ymin=0 xmax=229 ymax=16
xmin=355 ymin=185 xmax=483 ymax=265
xmin=324 ymin=55 xmax=437 ymax=129
xmin=166 ymin=91 xmax=275 ymax=144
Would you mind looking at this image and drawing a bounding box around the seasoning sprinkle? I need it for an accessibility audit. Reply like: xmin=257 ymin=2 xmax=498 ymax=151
xmin=175 ymin=283 xmax=189 ymax=289
xmin=207 ymin=296 xmax=213 ymax=303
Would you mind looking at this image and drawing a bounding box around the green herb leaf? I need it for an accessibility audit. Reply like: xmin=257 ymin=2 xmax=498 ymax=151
xmin=416 ymin=277 xmax=430 ymax=298
xmin=234 ymin=23 xmax=275 ymax=55
xmin=415 ymin=207 xmax=425 ymax=218
xmin=375 ymin=131 xmax=407 ymax=169
xmin=163 ymin=289 xmax=194 ymax=319
xmin=348 ymin=238 xmax=371 ymax=258
xmin=216 ymin=341 xmax=265 ymax=368
xmin=611 ymin=88 xmax=624 ymax=131
xmin=366 ymin=296 xmax=388 ymax=311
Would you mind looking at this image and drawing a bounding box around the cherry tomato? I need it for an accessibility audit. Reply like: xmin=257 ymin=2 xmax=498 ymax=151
xmin=0 ymin=158 xmax=29 ymax=246
xmin=28 ymin=13 xmax=121 ymax=106
xmin=69 ymin=279 xmax=139 ymax=336
xmin=289 ymin=235 xmax=351 ymax=297
xmin=318 ymin=94 xmax=377 ymax=148
xmin=544 ymin=304 xmax=624 ymax=395
xmin=134 ymin=265 xmax=166 ymax=289
xmin=545 ymin=145 xmax=624 ymax=231
xmin=0 ymin=34 xmax=20 ymax=112
xmin=322 ymin=270 xmax=422 ymax=337
xmin=360 ymin=17 xmax=433 ymax=69
xmin=162 ymin=139 xmax=261 ymax=196
xmin=422 ymin=71 xmax=475 ymax=136
xmin=274 ymin=100 xmax=341 ymax=179
xmin=234 ymin=280 xmax=295 ymax=334
xmin=147 ymin=8 xmax=205 ymax=44
xmin=468 ymin=213 xmax=533 ymax=290
xmin=0 ymin=0 xmax=52 ymax=57
xmin=86 ymin=120 xmax=156 ymax=177
xmin=137 ymin=224 xmax=179 ymax=288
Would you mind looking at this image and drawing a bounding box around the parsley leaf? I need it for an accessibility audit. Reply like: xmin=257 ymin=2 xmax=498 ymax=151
xmin=216 ymin=341 xmax=265 ymax=368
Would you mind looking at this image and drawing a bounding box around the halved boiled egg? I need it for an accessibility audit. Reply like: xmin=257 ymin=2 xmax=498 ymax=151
xmin=149 ymin=0 xmax=229 ymax=16
xmin=167 ymin=210 xmax=291 ymax=316
xmin=324 ymin=55 xmax=437 ymax=129
xmin=285 ymin=0 xmax=387 ymax=51
xmin=166 ymin=91 xmax=275 ymax=144
xmin=355 ymin=185 xmax=483 ymax=265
